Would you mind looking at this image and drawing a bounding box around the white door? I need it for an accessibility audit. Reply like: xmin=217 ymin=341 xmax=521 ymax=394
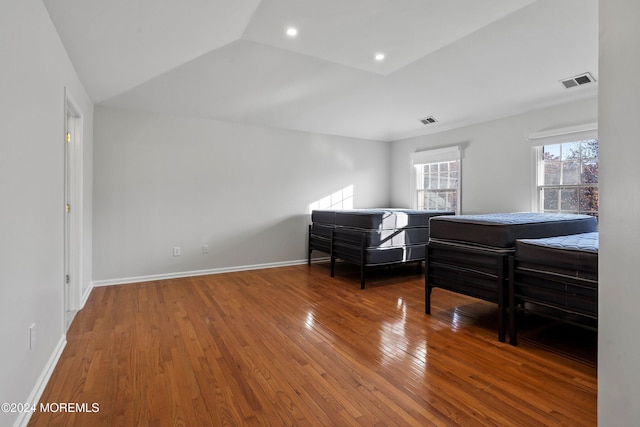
xmin=64 ymin=99 xmax=80 ymax=331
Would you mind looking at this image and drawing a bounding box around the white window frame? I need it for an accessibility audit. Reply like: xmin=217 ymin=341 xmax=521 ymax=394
xmin=410 ymin=146 xmax=461 ymax=214
xmin=527 ymin=123 xmax=598 ymax=213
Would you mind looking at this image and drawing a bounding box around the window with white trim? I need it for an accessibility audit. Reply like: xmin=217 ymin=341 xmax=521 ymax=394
xmin=411 ymin=146 xmax=461 ymax=213
xmin=528 ymin=123 xmax=598 ymax=219
xmin=537 ymin=138 xmax=598 ymax=218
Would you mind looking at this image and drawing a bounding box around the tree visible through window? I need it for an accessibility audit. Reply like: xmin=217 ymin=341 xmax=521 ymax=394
xmin=539 ymin=139 xmax=598 ymax=218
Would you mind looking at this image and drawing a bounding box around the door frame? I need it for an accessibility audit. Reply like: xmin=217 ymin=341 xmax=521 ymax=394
xmin=64 ymin=88 xmax=84 ymax=330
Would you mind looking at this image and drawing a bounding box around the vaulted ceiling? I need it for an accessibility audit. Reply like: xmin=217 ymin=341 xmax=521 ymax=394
xmin=43 ymin=0 xmax=598 ymax=141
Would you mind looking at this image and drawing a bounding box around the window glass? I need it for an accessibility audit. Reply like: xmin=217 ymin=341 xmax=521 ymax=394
xmin=538 ymin=139 xmax=598 ymax=218
xmin=415 ymin=160 xmax=459 ymax=212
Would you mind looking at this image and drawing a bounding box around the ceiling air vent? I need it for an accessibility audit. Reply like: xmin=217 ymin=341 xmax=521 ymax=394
xmin=419 ymin=116 xmax=438 ymax=125
xmin=560 ymin=72 xmax=596 ymax=89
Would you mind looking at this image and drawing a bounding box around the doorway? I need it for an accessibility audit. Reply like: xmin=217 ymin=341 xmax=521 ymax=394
xmin=64 ymin=91 xmax=82 ymax=331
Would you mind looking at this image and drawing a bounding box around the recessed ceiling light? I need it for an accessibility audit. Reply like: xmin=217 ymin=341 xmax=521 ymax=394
xmin=286 ymin=27 xmax=298 ymax=37
xmin=375 ymin=53 xmax=385 ymax=61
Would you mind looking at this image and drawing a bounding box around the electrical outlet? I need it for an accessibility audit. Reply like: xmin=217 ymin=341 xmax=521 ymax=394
xmin=29 ymin=323 xmax=36 ymax=350
xmin=202 ymin=245 xmax=209 ymax=254
xmin=173 ymin=246 xmax=181 ymax=257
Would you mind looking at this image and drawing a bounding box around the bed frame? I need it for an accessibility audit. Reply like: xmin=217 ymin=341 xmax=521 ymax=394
xmin=425 ymin=213 xmax=597 ymax=342
xmin=508 ymin=232 xmax=598 ymax=346
xmin=425 ymin=241 xmax=510 ymax=341
xmin=308 ymin=209 xmax=453 ymax=288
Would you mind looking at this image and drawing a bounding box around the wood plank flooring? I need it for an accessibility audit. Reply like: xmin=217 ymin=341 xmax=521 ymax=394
xmin=28 ymin=263 xmax=597 ymax=426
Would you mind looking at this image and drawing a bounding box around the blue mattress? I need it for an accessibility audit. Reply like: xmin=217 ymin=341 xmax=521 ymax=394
xmin=333 ymin=209 xmax=448 ymax=229
xmin=517 ymin=231 xmax=598 ymax=253
xmin=312 ymin=209 xmax=452 ymax=229
xmin=515 ymin=232 xmax=598 ymax=280
xmin=429 ymin=212 xmax=598 ymax=248
xmin=333 ymin=227 xmax=429 ymax=248
xmin=310 ymin=210 xmax=337 ymax=225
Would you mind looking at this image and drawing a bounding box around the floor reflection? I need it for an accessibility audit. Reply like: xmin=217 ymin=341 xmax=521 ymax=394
xmin=305 ymin=311 xmax=315 ymax=330
xmin=451 ymin=309 xmax=461 ymax=331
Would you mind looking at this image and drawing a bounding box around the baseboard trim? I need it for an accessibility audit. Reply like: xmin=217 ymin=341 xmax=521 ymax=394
xmin=13 ymin=258 xmax=332 ymax=426
xmin=14 ymin=334 xmax=67 ymax=427
xmin=91 ymin=257 xmax=330 ymax=288
xmin=80 ymin=283 xmax=94 ymax=308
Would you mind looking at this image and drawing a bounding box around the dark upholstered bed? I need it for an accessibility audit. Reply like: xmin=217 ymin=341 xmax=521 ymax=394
xmin=425 ymin=212 xmax=598 ymax=341
xmin=309 ymin=209 xmax=453 ymax=288
xmin=508 ymin=231 xmax=598 ymax=345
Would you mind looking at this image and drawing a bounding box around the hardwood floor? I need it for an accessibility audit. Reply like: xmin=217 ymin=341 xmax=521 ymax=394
xmin=29 ymin=263 xmax=596 ymax=426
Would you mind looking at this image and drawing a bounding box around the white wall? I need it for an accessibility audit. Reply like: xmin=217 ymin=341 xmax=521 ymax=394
xmin=390 ymin=98 xmax=598 ymax=213
xmin=0 ymin=1 xmax=93 ymax=426
xmin=93 ymin=107 xmax=389 ymax=282
xmin=598 ymin=1 xmax=640 ymax=425
xmin=4 ymin=2 xmax=635 ymax=425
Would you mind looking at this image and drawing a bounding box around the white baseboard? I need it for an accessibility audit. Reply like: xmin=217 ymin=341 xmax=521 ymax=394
xmin=11 ymin=258 xmax=332 ymax=426
xmin=91 ymin=257 xmax=330 ymax=288
xmin=13 ymin=335 xmax=67 ymax=427
xmin=11 ymin=259 xmax=332 ymax=426
xmin=80 ymin=283 xmax=94 ymax=308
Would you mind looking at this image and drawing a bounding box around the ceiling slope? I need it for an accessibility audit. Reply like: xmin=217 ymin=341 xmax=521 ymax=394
xmin=44 ymin=0 xmax=598 ymax=141
xmin=43 ymin=0 xmax=262 ymax=103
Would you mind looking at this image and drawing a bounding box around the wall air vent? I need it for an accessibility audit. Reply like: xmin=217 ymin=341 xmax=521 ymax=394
xmin=560 ymin=72 xmax=596 ymax=89
xmin=419 ymin=116 xmax=438 ymax=125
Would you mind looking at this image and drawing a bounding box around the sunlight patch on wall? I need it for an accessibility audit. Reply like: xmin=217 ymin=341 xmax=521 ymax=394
xmin=308 ymin=185 xmax=353 ymax=213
